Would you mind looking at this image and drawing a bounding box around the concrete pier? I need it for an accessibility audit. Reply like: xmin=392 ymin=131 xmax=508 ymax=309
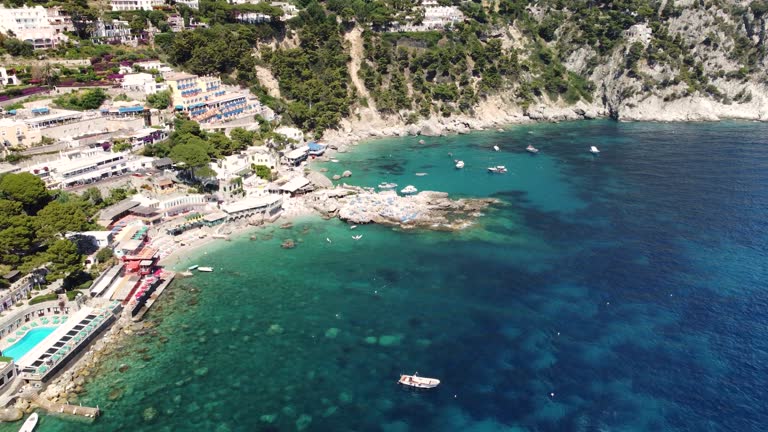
xmin=131 ymin=271 xmax=175 ymax=321
xmin=22 ymin=390 xmax=100 ymax=418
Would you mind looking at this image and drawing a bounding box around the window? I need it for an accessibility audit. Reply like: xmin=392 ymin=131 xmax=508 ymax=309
xmin=6 ymin=370 xmax=12 ymax=379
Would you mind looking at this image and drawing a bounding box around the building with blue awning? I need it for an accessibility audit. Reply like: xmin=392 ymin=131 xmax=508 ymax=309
xmin=307 ymin=141 xmax=326 ymax=156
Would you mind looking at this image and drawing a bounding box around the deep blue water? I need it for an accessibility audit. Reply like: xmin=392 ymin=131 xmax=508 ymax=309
xmin=17 ymin=120 xmax=768 ymax=432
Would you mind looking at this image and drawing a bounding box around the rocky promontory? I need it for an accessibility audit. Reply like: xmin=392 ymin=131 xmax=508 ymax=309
xmin=308 ymin=187 xmax=497 ymax=231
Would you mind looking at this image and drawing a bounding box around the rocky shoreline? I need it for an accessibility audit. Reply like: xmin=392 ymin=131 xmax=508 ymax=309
xmin=6 ymin=314 xmax=152 ymax=417
xmin=321 ymin=88 xmax=768 ymax=150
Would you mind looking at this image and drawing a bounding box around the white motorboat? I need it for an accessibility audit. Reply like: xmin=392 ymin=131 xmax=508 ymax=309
xmin=18 ymin=413 xmax=38 ymax=432
xmin=526 ymin=145 xmax=539 ymax=154
xmin=398 ymin=373 xmax=440 ymax=389
xmin=493 ymin=145 xmax=500 ymax=152
xmin=401 ymin=185 xmax=418 ymax=194
xmin=197 ymin=267 xmax=214 ymax=272
xmin=415 ymin=172 xmax=428 ymax=177
xmin=378 ymin=182 xmax=398 ymax=190
xmin=455 ymin=160 xmax=465 ymax=169
xmin=590 ymin=146 xmax=600 ymax=154
xmin=352 ymin=235 xmax=363 ymax=240
xmin=487 ymin=165 xmax=508 ymax=173
xmin=350 ymin=225 xmax=358 ymax=230
xmin=187 ymin=265 xmax=199 ymax=271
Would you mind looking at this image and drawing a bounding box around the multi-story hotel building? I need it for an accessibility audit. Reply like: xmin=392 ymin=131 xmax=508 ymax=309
xmin=165 ymin=72 xmax=250 ymax=124
xmin=110 ymin=0 xmax=163 ymax=12
xmin=0 ymin=5 xmax=70 ymax=49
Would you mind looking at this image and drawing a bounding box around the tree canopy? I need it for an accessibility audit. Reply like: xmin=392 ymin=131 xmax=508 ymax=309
xmin=0 ymin=173 xmax=50 ymax=214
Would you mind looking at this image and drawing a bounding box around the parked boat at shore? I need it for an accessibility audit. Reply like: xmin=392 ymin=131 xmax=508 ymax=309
xmin=398 ymin=373 xmax=440 ymax=389
xmin=401 ymin=185 xmax=418 ymax=194
xmin=18 ymin=413 xmax=38 ymax=432
xmin=526 ymin=145 xmax=539 ymax=154
xmin=187 ymin=265 xmax=199 ymax=271
xmin=198 ymin=267 xmax=214 ymax=272
xmin=378 ymin=182 xmax=398 ymax=190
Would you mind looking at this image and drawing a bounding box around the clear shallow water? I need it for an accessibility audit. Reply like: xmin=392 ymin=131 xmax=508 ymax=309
xmin=13 ymin=120 xmax=768 ymax=432
xmin=4 ymin=327 xmax=57 ymax=360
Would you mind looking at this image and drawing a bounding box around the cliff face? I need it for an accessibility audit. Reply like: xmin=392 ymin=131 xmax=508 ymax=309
xmin=257 ymin=1 xmax=768 ymax=143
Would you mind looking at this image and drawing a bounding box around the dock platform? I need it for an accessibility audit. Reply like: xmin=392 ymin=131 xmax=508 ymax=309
xmin=22 ymin=390 xmax=100 ymax=418
xmin=131 ymin=271 xmax=175 ymax=321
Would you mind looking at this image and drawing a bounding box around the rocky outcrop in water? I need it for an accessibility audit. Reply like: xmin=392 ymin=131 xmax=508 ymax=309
xmin=309 ymin=188 xmax=496 ymax=231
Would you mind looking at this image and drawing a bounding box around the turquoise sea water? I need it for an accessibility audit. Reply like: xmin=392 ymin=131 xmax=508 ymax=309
xmin=9 ymin=120 xmax=768 ymax=431
xmin=3 ymin=327 xmax=57 ymax=360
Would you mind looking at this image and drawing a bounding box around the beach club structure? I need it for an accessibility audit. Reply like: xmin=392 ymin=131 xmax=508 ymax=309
xmin=16 ymin=302 xmax=122 ymax=382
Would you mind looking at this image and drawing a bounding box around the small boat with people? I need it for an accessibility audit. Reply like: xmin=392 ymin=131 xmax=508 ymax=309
xmin=187 ymin=265 xmax=199 ymax=271
xmin=589 ymin=146 xmax=600 ymax=154
xmin=197 ymin=267 xmax=214 ymax=272
xmin=352 ymin=235 xmax=363 ymax=240
xmin=398 ymin=373 xmax=440 ymax=389
xmin=493 ymin=145 xmax=500 ymax=152
xmin=455 ymin=160 xmax=465 ymax=169
xmin=401 ymin=185 xmax=418 ymax=195
xmin=378 ymin=182 xmax=398 ymax=190
xmin=526 ymin=144 xmax=539 ymax=154
xmin=18 ymin=413 xmax=38 ymax=432
xmin=487 ymin=165 xmax=508 ymax=173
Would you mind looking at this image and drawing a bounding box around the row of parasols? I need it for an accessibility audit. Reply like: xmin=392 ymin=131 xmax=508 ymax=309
xmin=5 ymin=315 xmax=68 ymax=343
xmin=35 ymin=314 xmax=107 ymax=375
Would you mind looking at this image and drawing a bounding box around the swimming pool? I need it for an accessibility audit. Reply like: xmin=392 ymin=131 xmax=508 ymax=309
xmin=3 ymin=327 xmax=57 ymax=360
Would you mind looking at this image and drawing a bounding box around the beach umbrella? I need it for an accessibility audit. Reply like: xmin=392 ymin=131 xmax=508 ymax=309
xmin=16 ymin=331 xmax=23 ymax=336
xmin=7 ymin=338 xmax=15 ymax=343
xmin=31 ymin=322 xmax=38 ymax=327
xmin=21 ymin=326 xmax=28 ymax=331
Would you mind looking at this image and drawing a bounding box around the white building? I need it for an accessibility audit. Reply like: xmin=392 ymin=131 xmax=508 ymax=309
xmin=235 ymin=12 xmax=271 ymax=24
xmin=110 ymin=0 xmax=163 ymax=12
xmin=421 ymin=6 xmax=464 ymax=29
xmin=132 ymin=60 xmax=166 ymax=72
xmin=0 ymin=5 xmax=69 ymax=49
xmin=121 ymin=73 xmax=168 ymax=95
xmin=121 ymin=73 xmax=154 ymax=91
xmin=175 ymin=0 xmax=199 ymax=9
xmin=167 ymin=14 xmax=184 ymax=32
xmin=67 ymin=231 xmax=114 ymax=250
xmin=134 ymin=193 xmax=209 ymax=218
xmin=275 ymin=126 xmax=303 ymax=142
xmin=92 ymin=19 xmax=132 ymax=43
xmin=24 ymin=148 xmax=132 ymax=188
xmin=220 ymin=195 xmax=282 ymax=220
xmin=0 ymin=68 xmax=19 ymax=86
xmin=272 ymin=2 xmax=298 ymax=20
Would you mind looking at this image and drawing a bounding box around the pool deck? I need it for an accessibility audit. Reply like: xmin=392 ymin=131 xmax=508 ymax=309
xmin=18 ymin=302 xmax=121 ymax=382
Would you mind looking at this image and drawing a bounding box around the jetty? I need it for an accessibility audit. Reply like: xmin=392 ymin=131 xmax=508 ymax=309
xmin=131 ymin=271 xmax=175 ymax=321
xmin=21 ymin=390 xmax=100 ymax=418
